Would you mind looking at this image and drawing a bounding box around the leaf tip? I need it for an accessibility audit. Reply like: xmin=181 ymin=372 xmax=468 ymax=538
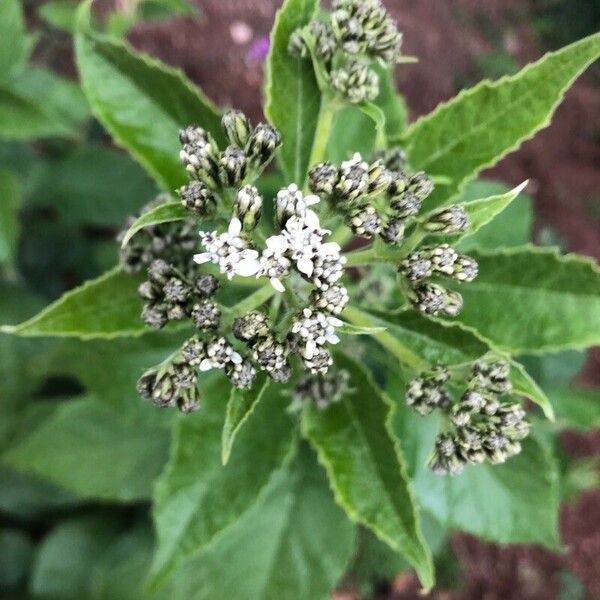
xmin=514 ymin=179 xmax=529 ymax=195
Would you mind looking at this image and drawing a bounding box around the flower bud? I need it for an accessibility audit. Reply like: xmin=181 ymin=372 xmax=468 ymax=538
xmin=290 ymin=369 xmax=350 ymax=411
xmin=191 ymin=301 xmax=221 ymax=330
xmin=335 ymin=153 xmax=369 ymax=202
xmin=219 ymin=146 xmax=247 ymax=187
xmin=138 ymin=280 xmax=158 ymax=302
xmin=181 ymin=336 xmax=207 ymax=366
xmin=427 ymin=244 xmax=458 ymax=275
xmin=193 ymin=273 xmax=219 ymax=298
xmin=311 ymin=20 xmax=337 ymax=63
xmin=310 ymin=284 xmax=349 ymax=315
xmin=179 ymin=125 xmax=208 ymax=145
xmin=288 ymin=29 xmax=309 ymax=58
xmin=409 ymin=282 xmax=463 ymax=317
xmin=347 ymin=204 xmax=381 ymax=238
xmin=380 ymin=217 xmax=405 ymax=245
xmin=226 ymin=359 xmax=257 ymax=390
xmin=390 ymin=191 xmax=421 ymax=219
xmin=247 ymin=123 xmax=282 ymax=167
xmin=300 ymin=344 xmax=333 ymax=375
xmin=179 ymin=181 xmax=217 ymax=216
xmin=234 ymin=185 xmax=263 ymax=230
xmin=148 ymin=259 xmax=172 ymax=286
xmin=252 ymin=335 xmax=289 ymax=373
xmin=399 ymin=251 xmax=433 ymax=282
xmin=408 ymin=172 xmax=434 ymax=200
xmin=232 ymin=311 xmax=270 ymax=342
xmin=309 ymin=162 xmax=340 ymax=196
xmin=163 ymin=277 xmax=191 ymax=304
xmin=330 ymin=60 xmax=379 ymax=104
xmin=424 ymin=205 xmax=470 ymax=234
xmin=367 ymin=160 xmax=393 ymax=195
xmin=221 ymin=109 xmax=251 ymax=149
xmin=142 ymin=304 xmax=168 ymax=329
xmin=270 ymin=363 xmax=292 ymax=383
xmin=180 ymin=138 xmax=220 ymax=188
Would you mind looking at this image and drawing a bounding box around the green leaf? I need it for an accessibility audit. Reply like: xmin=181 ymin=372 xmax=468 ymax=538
xmin=30 ymin=516 xmax=122 ymax=600
xmin=2 ymin=267 xmax=148 ymax=339
xmin=265 ymin=0 xmax=320 ymax=183
xmin=448 ymin=246 xmax=600 ymax=353
xmin=0 ymin=529 xmax=33 ymax=590
xmin=391 ymin=385 xmax=560 ymax=548
xmin=547 ymin=387 xmax=600 ymax=431
xmin=39 ymin=0 xmax=80 ymax=32
xmin=0 ymin=0 xmax=28 ymax=83
xmin=75 ymin=8 xmax=224 ymax=190
xmin=0 ymin=169 xmax=20 ymax=268
xmin=374 ymin=66 xmax=408 ymax=142
xmin=327 ymin=105 xmax=376 ymax=163
xmin=3 ymin=396 xmax=170 ymax=501
xmin=121 ymin=200 xmax=187 ymax=247
xmin=453 ymin=179 xmax=533 ymax=251
xmin=345 ymin=307 xmax=553 ymax=418
xmin=404 ymin=33 xmax=600 ymax=208
xmin=302 ymin=351 xmax=434 ymax=591
xmin=30 ymin=145 xmax=157 ymax=226
xmin=222 ymin=374 xmax=269 ymax=465
xmin=170 ymin=445 xmax=355 ymax=600
xmin=359 ymin=101 xmax=385 ymax=137
xmin=150 ymin=375 xmax=295 ymax=587
xmin=428 ymin=181 xmax=528 ymax=244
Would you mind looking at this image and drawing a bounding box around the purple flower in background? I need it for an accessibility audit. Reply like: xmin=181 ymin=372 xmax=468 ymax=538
xmin=247 ymin=35 xmax=270 ymax=61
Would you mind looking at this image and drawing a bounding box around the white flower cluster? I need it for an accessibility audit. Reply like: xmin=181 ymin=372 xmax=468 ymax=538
xmin=193 ymin=184 xmax=347 ymax=294
xmin=291 ymin=308 xmax=342 ymax=363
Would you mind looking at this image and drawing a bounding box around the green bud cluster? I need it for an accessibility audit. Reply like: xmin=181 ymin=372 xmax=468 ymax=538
xmin=288 ymin=369 xmax=351 ymax=412
xmin=288 ymin=0 xmax=403 ymax=105
xmin=178 ymin=111 xmax=281 ymax=217
xmin=138 ymin=259 xmax=220 ymax=330
xmin=406 ymin=359 xmax=530 ymax=475
xmin=117 ymin=196 xmax=198 ymax=273
xmin=399 ymin=244 xmax=478 ymax=317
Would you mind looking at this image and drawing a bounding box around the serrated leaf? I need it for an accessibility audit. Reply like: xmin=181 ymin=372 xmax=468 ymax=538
xmin=150 ymin=376 xmax=295 ymax=588
xmin=121 ymin=201 xmax=187 ymax=247
xmin=404 ymin=33 xmax=600 ymax=208
xmin=265 ymin=0 xmax=320 ymax=183
xmin=428 ymin=181 xmax=528 ymax=244
xmin=390 ymin=379 xmax=560 ymax=549
xmin=2 ymin=267 xmax=146 ymax=339
xmin=0 ymin=170 xmax=20 ymax=268
xmin=344 ymin=306 xmax=553 ymax=418
xmin=0 ymin=0 xmax=29 ymax=83
xmin=3 ymin=396 xmax=169 ymax=501
xmin=454 ymin=179 xmax=533 ymax=251
xmin=170 ymin=445 xmax=355 ymax=600
xmin=222 ymin=375 xmax=269 ymax=465
xmin=448 ymin=246 xmax=600 ymax=353
xmin=75 ymin=5 xmax=224 ymax=190
xmin=302 ymin=352 xmax=434 ymax=591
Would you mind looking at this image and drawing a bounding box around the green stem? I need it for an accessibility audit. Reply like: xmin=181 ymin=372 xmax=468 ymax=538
xmin=304 ymin=96 xmax=338 ymax=189
xmin=222 ymin=283 xmax=276 ymax=327
xmin=344 ymin=305 xmax=426 ymax=371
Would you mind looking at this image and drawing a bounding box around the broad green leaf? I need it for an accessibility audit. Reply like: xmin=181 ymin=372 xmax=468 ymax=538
xmin=29 ymin=145 xmax=157 ymax=226
xmin=265 ymin=0 xmax=320 ymax=183
xmin=448 ymin=246 xmax=600 ymax=353
xmin=359 ymin=102 xmax=385 ymax=137
xmin=391 ymin=381 xmax=560 ymax=548
xmin=0 ymin=169 xmax=20 ymax=267
xmin=404 ymin=33 xmax=600 ymax=208
xmin=519 ymin=349 xmax=586 ymax=389
xmin=0 ymin=0 xmax=28 ymax=83
xmin=344 ymin=306 xmax=553 ymax=418
xmin=121 ymin=200 xmax=187 ymax=247
xmin=427 ymin=181 xmax=528 ymax=244
xmin=222 ymin=375 xmax=269 ymax=465
xmin=327 ymin=105 xmax=376 ymax=163
xmin=3 ymin=396 xmax=170 ymax=501
xmin=75 ymin=8 xmax=224 ymax=190
xmin=150 ymin=376 xmax=295 ymax=587
xmin=374 ymin=66 xmax=408 ymax=142
xmin=2 ymin=267 xmax=146 ymax=339
xmin=39 ymin=0 xmax=80 ymax=32
xmin=170 ymin=446 xmax=355 ymax=600
xmin=0 ymin=87 xmax=76 ymax=139
xmin=30 ymin=516 xmax=122 ymax=600
xmin=453 ymin=179 xmax=533 ymax=250
xmin=302 ymin=352 xmax=434 ymax=590
xmin=0 ymin=529 xmax=33 ymax=590
xmin=338 ymin=322 xmax=387 ymax=335
xmin=547 ymin=387 xmax=600 ymax=431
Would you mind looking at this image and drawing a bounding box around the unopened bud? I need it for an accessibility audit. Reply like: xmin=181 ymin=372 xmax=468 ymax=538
xmin=247 ymin=123 xmax=281 ymax=167
xmin=367 ymin=160 xmax=393 ymax=195
xmin=221 ymin=109 xmax=251 ymax=149
xmin=335 ymin=153 xmax=369 ymax=202
xmin=347 ymin=204 xmax=381 ymax=238
xmin=219 ymin=146 xmax=247 ymax=187
xmin=309 ymin=162 xmax=339 ymax=195
xmin=234 ymin=185 xmax=263 ymax=230
xmin=425 ymin=205 xmax=470 ymax=234
xmin=179 ymin=181 xmax=217 ymax=216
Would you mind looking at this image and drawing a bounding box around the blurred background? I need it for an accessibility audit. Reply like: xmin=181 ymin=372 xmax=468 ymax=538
xmin=1 ymin=0 xmax=599 ymax=598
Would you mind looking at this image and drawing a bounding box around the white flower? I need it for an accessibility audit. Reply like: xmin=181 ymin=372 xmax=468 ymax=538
xmin=291 ymin=309 xmax=342 ymax=359
xmin=199 ymin=337 xmax=243 ymax=371
xmin=194 ymin=218 xmax=260 ymax=279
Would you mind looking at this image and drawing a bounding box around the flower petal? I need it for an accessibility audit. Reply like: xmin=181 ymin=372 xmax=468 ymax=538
xmin=193 ymin=252 xmax=211 ymax=264
xmin=270 ymin=277 xmax=285 ymax=293
xmin=199 ymin=359 xmax=214 ymax=371
xmin=228 ymin=218 xmax=242 ymax=236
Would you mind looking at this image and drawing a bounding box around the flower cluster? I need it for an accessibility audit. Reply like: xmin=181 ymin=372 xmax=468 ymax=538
xmin=177 ymin=110 xmax=281 ymax=217
xmin=288 ymin=368 xmax=351 ymax=412
xmin=406 ymin=360 xmax=530 ymax=475
xmin=289 ymin=0 xmax=403 ymax=104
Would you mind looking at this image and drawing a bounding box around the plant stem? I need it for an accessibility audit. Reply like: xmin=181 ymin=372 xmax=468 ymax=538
xmin=222 ymin=283 xmax=276 ymax=327
xmin=343 ymin=305 xmax=426 ymax=371
xmin=305 ymin=96 xmax=338 ymax=189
